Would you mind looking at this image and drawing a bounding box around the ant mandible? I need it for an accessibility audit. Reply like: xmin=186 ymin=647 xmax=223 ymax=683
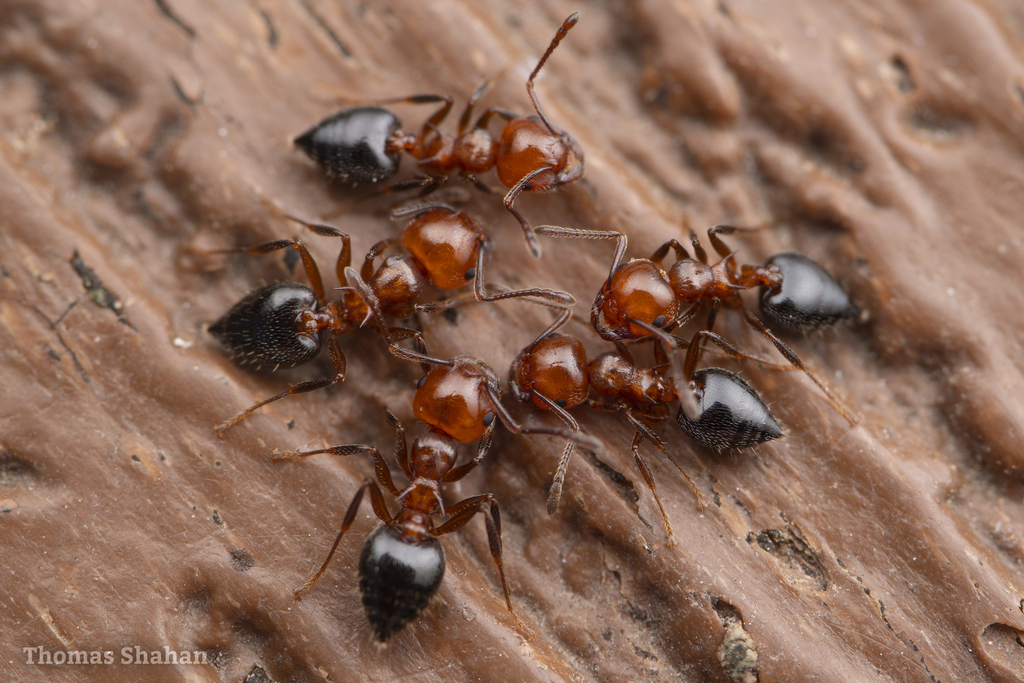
xmin=211 ymin=208 xmax=573 ymax=435
xmin=275 ymin=354 xmax=601 ymax=641
xmin=294 ymin=13 xmax=584 ymax=257
xmin=535 ymin=224 xmax=859 ymax=425
xmin=511 ymin=311 xmax=781 ymax=545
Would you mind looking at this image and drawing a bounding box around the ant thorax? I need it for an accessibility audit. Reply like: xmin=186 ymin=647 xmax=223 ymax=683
xmin=592 ymin=260 xmax=678 ymax=341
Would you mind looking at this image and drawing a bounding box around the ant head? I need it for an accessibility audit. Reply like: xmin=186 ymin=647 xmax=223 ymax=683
xmin=759 ymin=253 xmax=859 ymax=330
xmin=401 ymin=207 xmax=484 ymax=290
xmin=359 ymin=524 xmax=446 ymax=642
xmin=210 ymin=282 xmax=322 ymax=371
xmin=495 ymin=118 xmax=584 ymax=193
xmin=412 ymin=358 xmax=498 ymax=443
xmin=495 ymin=12 xmax=585 ymax=193
xmin=591 ymin=261 xmax=678 ymax=341
xmin=676 ymin=368 xmax=783 ymax=450
xmin=667 ymin=259 xmax=715 ymax=304
xmin=512 ymin=334 xmax=589 ymax=410
xmin=294 ymin=106 xmax=403 ymax=183
xmin=553 ymin=129 xmax=585 ymax=187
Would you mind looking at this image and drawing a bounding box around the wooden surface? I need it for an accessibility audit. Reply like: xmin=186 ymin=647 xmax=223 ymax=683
xmin=2 ymin=0 xmax=1024 ymax=681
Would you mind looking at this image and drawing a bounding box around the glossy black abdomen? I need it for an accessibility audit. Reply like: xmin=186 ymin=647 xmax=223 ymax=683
xmin=359 ymin=525 xmax=446 ymax=642
xmin=677 ymin=368 xmax=783 ymax=450
xmin=210 ymin=282 xmax=320 ymax=371
xmin=760 ymin=252 xmax=858 ymax=330
xmin=294 ymin=106 xmax=402 ymax=183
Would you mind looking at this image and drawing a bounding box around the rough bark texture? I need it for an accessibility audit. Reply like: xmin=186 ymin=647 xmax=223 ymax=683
xmin=2 ymin=1 xmax=1024 ymax=681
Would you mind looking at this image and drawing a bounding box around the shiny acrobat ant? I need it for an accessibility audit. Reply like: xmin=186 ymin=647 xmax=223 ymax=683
xmin=275 ymin=354 xmax=601 ymax=641
xmin=534 ymin=224 xmax=859 ymax=425
xmin=511 ymin=310 xmax=781 ymax=544
xmin=294 ymin=13 xmax=584 ymax=257
xmin=210 ymin=207 xmax=572 ymax=435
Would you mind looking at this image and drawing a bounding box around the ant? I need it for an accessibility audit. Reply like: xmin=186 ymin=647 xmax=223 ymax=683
xmin=275 ymin=354 xmax=601 ymax=641
xmin=534 ymin=223 xmax=859 ymax=425
xmin=210 ymin=206 xmax=572 ymax=435
xmin=511 ymin=310 xmax=780 ymax=545
xmin=294 ymin=13 xmax=584 ymax=257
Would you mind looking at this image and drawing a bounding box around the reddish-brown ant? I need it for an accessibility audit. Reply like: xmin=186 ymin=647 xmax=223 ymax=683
xmin=211 ymin=208 xmax=572 ymax=435
xmin=294 ymin=13 xmax=584 ymax=257
xmin=275 ymin=355 xmax=601 ymax=641
xmin=511 ymin=311 xmax=781 ymax=544
xmin=534 ymin=224 xmax=859 ymax=424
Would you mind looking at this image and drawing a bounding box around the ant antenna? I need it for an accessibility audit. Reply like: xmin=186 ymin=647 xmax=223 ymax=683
xmin=527 ymin=12 xmax=580 ymax=136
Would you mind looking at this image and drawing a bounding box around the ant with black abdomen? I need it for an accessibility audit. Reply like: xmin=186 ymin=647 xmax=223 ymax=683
xmin=534 ymin=223 xmax=860 ymax=425
xmin=275 ymin=353 xmax=601 ymax=642
xmin=294 ymin=13 xmax=585 ymax=257
xmin=210 ymin=206 xmax=573 ymax=435
xmin=511 ymin=309 xmax=782 ymax=545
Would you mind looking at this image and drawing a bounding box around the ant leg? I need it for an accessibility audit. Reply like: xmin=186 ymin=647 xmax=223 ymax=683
xmin=612 ymin=340 xmax=636 ymax=366
xmin=399 ymin=291 xmax=478 ymax=317
xmin=274 ymin=442 xmax=401 ymax=498
xmin=244 ymin=195 xmax=352 ymax=291
xmin=442 ymin=418 xmax=496 ymax=483
xmin=216 ymin=238 xmax=329 ymax=302
xmin=547 ymin=441 xmax=576 ymax=515
xmin=531 ymin=391 xmax=580 ymax=515
xmin=706 ymin=224 xmax=764 ymax=260
xmin=383 ymin=176 xmax=442 ymax=196
xmin=471 ymin=106 xmax=517 ymax=131
xmin=688 ymin=230 xmax=710 ymax=264
xmin=533 ymin=225 xmax=627 ymax=282
xmin=280 ymin=216 xmax=352 ymax=290
xmin=671 ymin=302 xmax=702 ymax=330
xmin=649 ymin=239 xmax=690 ymax=267
xmin=436 ymin=494 xmax=532 ymax=638
xmin=627 ymin=318 xmax=701 ymax=423
xmin=526 ymin=307 xmax=571 ymax=351
xmin=503 ymin=166 xmax=553 ymax=258
xmin=215 ymin=335 xmax=348 ymax=436
xmin=386 ymin=326 xmax=433 ymax=375
xmin=471 ymin=240 xmax=575 ymax=307
xmin=341 ymin=266 xmax=450 ymax=367
xmin=626 ymin=413 xmax=704 ymax=511
xmin=381 ymin=407 xmax=412 ymax=480
xmin=526 ymin=12 xmax=580 ymax=136
xmin=740 ymin=308 xmax=858 ymax=425
xmin=485 ymin=383 xmax=603 ymax=453
xmin=376 ymin=93 xmax=454 ymax=142
xmin=463 ymin=173 xmax=502 ymax=196
xmin=360 ymin=239 xmax=400 ymax=282
xmin=293 ymin=479 xmax=393 ymax=600
xmin=621 ymin=416 xmax=675 ymax=547
xmin=694 ymin=329 xmax=803 ymax=371
xmin=390 ymin=200 xmax=459 ymax=220
xmin=457 ymin=79 xmax=493 ymax=134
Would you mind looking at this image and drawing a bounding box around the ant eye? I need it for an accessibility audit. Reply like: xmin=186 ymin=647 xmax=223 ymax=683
xmin=463 ymin=268 xmax=476 ymax=280
xmin=653 ymin=315 xmax=667 ymax=328
xmin=555 ymin=399 xmax=568 ymax=408
xmin=482 ymin=412 xmax=496 ymax=427
xmin=417 ymin=375 xmax=428 ymax=389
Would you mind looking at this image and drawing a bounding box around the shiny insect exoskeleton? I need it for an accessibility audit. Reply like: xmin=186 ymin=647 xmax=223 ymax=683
xmin=277 ymin=355 xmax=600 ymax=641
xmin=511 ymin=313 xmax=781 ymax=544
xmin=293 ymin=106 xmax=403 ymax=184
xmin=535 ymin=224 xmax=859 ymax=424
xmin=294 ymin=13 xmax=584 ymax=257
xmin=211 ymin=211 xmax=572 ymax=435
